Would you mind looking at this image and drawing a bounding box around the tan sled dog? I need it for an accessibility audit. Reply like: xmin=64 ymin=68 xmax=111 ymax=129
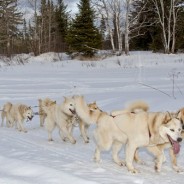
xmin=111 ymin=102 xmax=183 ymax=173
xmin=42 ymin=96 xmax=76 ymax=144
xmin=76 ymin=101 xmax=100 ymax=143
xmin=154 ymin=108 xmax=184 ymax=172
xmin=74 ymin=96 xmax=182 ymax=173
xmin=1 ymin=102 xmax=34 ymax=132
xmin=38 ymin=98 xmax=56 ymax=127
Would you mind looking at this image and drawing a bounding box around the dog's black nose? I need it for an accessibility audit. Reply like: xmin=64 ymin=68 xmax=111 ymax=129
xmin=177 ymin=137 xmax=182 ymax=142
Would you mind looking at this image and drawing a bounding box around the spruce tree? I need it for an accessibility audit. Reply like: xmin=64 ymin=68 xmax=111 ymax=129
xmin=66 ymin=0 xmax=102 ymax=57
xmin=55 ymin=0 xmax=68 ymax=42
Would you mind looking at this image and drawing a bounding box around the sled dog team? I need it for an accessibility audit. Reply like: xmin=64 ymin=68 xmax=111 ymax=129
xmin=1 ymin=95 xmax=184 ymax=174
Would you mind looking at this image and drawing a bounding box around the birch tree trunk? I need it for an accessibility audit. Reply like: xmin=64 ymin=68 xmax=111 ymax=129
xmin=114 ymin=0 xmax=123 ymax=54
xmin=125 ymin=0 xmax=130 ymax=55
xmin=152 ymin=0 xmax=173 ymax=54
xmin=103 ymin=0 xmax=115 ymax=52
xmin=171 ymin=0 xmax=176 ymax=53
xmin=92 ymin=0 xmax=117 ymax=52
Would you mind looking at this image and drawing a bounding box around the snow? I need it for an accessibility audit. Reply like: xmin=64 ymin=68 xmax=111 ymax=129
xmin=0 ymin=51 xmax=184 ymax=184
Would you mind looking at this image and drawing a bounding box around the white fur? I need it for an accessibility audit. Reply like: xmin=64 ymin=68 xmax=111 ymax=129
xmin=43 ymin=96 xmax=76 ymax=144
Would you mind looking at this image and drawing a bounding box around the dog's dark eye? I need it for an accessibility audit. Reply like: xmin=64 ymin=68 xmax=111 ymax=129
xmin=70 ymin=104 xmax=73 ymax=106
xmin=170 ymin=129 xmax=175 ymax=132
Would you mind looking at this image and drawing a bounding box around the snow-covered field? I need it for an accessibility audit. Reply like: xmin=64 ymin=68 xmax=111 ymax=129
xmin=0 ymin=51 xmax=184 ymax=184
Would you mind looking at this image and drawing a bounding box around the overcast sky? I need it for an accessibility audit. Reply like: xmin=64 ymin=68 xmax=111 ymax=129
xmin=18 ymin=0 xmax=80 ymax=21
xmin=64 ymin=0 xmax=79 ymax=14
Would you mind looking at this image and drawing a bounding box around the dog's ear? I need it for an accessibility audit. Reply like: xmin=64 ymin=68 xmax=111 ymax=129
xmin=51 ymin=101 xmax=56 ymax=105
xmin=182 ymin=109 xmax=184 ymax=115
xmin=18 ymin=105 xmax=26 ymax=114
xmin=38 ymin=99 xmax=42 ymax=106
xmin=175 ymin=109 xmax=181 ymax=118
xmin=163 ymin=112 xmax=172 ymax=124
xmin=63 ymin=96 xmax=68 ymax=102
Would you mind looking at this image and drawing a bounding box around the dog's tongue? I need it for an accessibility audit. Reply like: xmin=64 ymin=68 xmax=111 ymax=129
xmin=172 ymin=140 xmax=180 ymax=155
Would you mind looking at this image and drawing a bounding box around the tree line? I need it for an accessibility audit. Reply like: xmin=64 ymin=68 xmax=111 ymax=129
xmin=0 ymin=0 xmax=184 ymax=57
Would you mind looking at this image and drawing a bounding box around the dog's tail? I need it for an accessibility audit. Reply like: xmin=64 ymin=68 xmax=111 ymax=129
xmin=126 ymin=100 xmax=149 ymax=112
xmin=1 ymin=110 xmax=6 ymax=127
xmin=3 ymin=102 xmax=12 ymax=113
xmin=38 ymin=99 xmax=44 ymax=113
xmin=38 ymin=99 xmax=42 ymax=107
xmin=1 ymin=102 xmax=12 ymax=127
xmin=74 ymin=95 xmax=96 ymax=124
xmin=111 ymin=100 xmax=149 ymax=117
xmin=41 ymin=98 xmax=56 ymax=114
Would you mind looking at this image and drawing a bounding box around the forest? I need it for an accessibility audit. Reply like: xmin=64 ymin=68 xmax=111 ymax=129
xmin=0 ymin=0 xmax=184 ymax=57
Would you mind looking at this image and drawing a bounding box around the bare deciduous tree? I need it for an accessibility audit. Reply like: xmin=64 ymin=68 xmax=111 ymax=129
xmin=151 ymin=0 xmax=182 ymax=54
xmin=28 ymin=0 xmax=40 ymax=55
xmin=92 ymin=0 xmax=122 ymax=53
xmin=93 ymin=0 xmax=150 ymax=55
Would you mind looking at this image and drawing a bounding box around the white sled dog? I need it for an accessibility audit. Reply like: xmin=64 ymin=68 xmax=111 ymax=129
xmin=42 ymin=96 xmax=76 ymax=144
xmin=74 ymin=96 xmax=182 ymax=173
xmin=38 ymin=98 xmax=56 ymax=127
xmin=1 ymin=102 xmax=34 ymax=132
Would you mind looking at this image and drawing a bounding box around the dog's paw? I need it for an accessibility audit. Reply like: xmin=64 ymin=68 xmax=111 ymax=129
xmin=155 ymin=165 xmax=161 ymax=173
xmin=48 ymin=138 xmax=54 ymax=142
xmin=129 ymin=168 xmax=139 ymax=174
xmin=116 ymin=160 xmax=125 ymax=166
xmin=62 ymin=137 xmax=67 ymax=142
xmin=94 ymin=157 xmax=102 ymax=164
xmin=71 ymin=139 xmax=76 ymax=144
xmin=136 ymin=160 xmax=146 ymax=165
xmin=173 ymin=166 xmax=184 ymax=173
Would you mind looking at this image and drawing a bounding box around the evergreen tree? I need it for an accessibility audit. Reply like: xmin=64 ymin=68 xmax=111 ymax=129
xmin=66 ymin=0 xmax=102 ymax=57
xmin=54 ymin=0 xmax=68 ymax=51
xmin=0 ymin=0 xmax=23 ymax=56
xmin=55 ymin=0 xmax=68 ymax=41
